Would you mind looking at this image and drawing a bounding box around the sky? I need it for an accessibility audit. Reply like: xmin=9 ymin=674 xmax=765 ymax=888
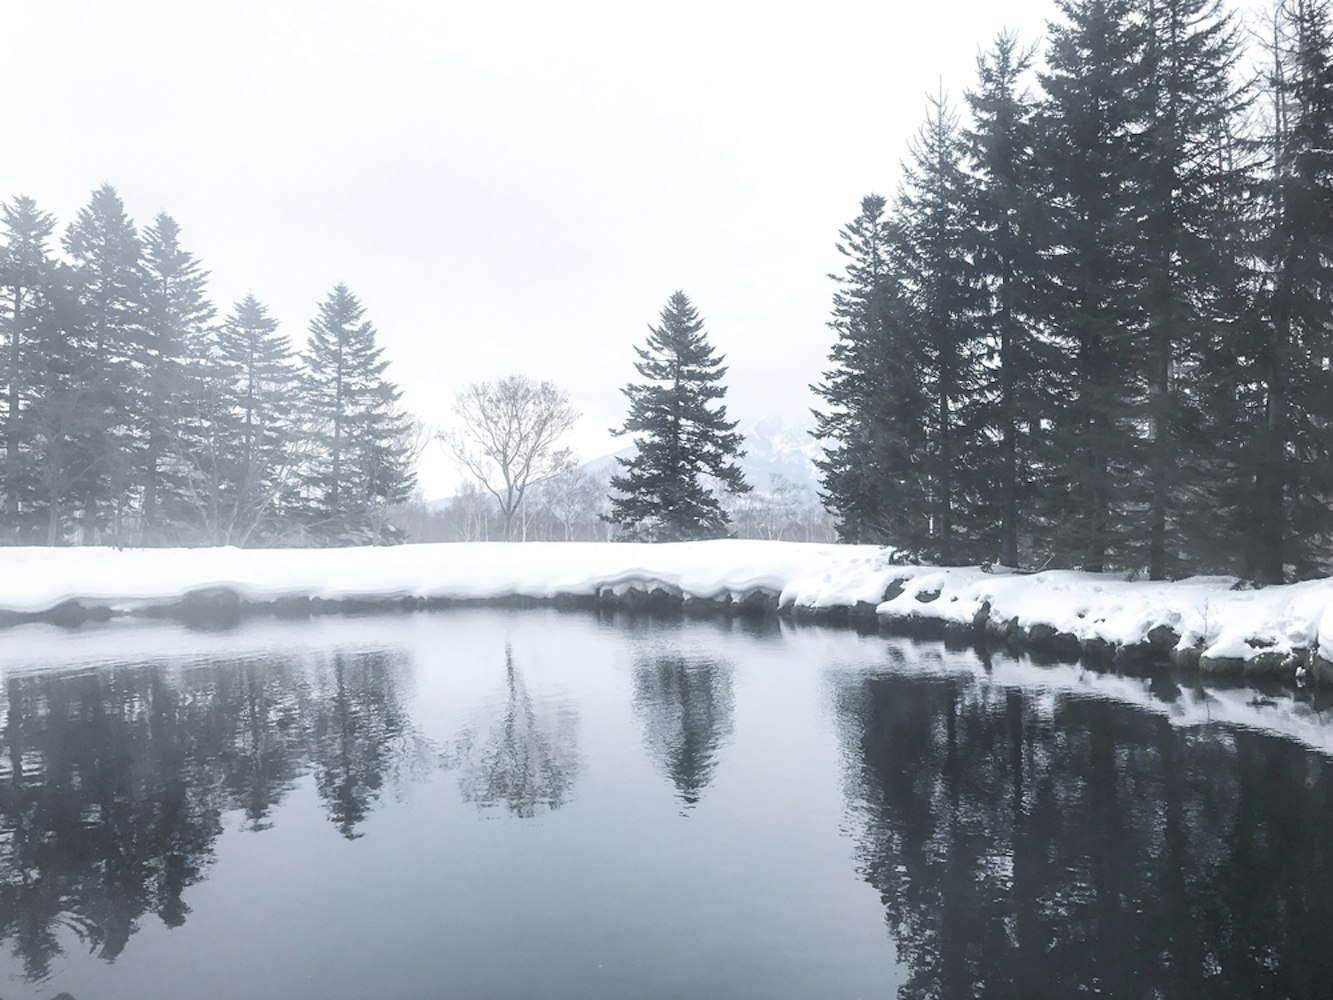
xmin=1 ymin=0 xmax=1241 ymax=498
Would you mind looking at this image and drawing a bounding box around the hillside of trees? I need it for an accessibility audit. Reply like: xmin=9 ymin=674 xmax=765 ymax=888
xmin=816 ymin=0 xmax=1333 ymax=584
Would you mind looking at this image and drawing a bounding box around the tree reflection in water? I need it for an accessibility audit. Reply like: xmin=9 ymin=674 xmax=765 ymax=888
xmin=449 ymin=645 xmax=580 ymax=818
xmin=833 ymin=650 xmax=1333 ymax=999
xmin=0 ymin=648 xmax=425 ymax=981
xmin=633 ymin=653 xmax=734 ymax=807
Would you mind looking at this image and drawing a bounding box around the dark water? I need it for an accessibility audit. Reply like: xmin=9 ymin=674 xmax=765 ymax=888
xmin=1 ymin=610 xmax=1332 ymax=999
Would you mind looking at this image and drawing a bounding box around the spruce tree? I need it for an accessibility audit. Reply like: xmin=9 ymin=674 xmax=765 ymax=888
xmin=211 ymin=294 xmax=299 ymax=544
xmin=1038 ymin=0 xmax=1149 ymax=571
xmin=965 ymin=33 xmax=1057 ymax=568
xmin=25 ymin=264 xmax=99 ymax=545
xmin=607 ymin=292 xmax=750 ymax=541
xmin=897 ymin=91 xmax=990 ymax=563
xmin=0 ymin=196 xmax=57 ymax=539
xmin=140 ymin=212 xmax=216 ymax=543
xmin=1134 ymin=0 xmax=1253 ymax=578
xmin=299 ymin=284 xmax=414 ymax=543
xmin=1246 ymin=0 xmax=1333 ymax=581
xmin=813 ymin=195 xmax=932 ymax=551
xmin=62 ymin=184 xmax=146 ymax=545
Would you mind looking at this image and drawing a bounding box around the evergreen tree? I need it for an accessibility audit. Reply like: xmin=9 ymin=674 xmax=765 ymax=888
xmin=22 ymin=264 xmax=98 ymax=545
xmin=1038 ymin=0 xmax=1149 ymax=571
xmin=211 ymin=294 xmax=299 ymax=544
xmin=607 ymin=292 xmax=750 ymax=541
xmin=0 ymin=196 xmax=57 ymax=539
xmin=62 ymin=185 xmax=146 ymax=545
xmin=897 ymin=91 xmax=990 ymax=562
xmin=1245 ymin=0 xmax=1333 ymax=581
xmin=1134 ymin=0 xmax=1254 ymax=578
xmin=299 ymin=283 xmax=414 ymax=543
xmin=140 ymin=213 xmax=216 ymax=543
xmin=813 ymin=195 xmax=932 ymax=551
xmin=965 ymin=33 xmax=1058 ymax=568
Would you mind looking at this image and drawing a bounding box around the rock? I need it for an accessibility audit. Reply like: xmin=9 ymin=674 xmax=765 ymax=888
xmin=1081 ymin=636 xmax=1115 ymax=663
xmin=736 ymin=590 xmax=779 ymax=617
xmin=45 ymin=600 xmax=110 ymax=627
xmin=1170 ymin=645 xmax=1204 ymax=670
xmin=1025 ymin=624 xmax=1081 ymax=660
xmin=850 ymin=600 xmax=880 ymax=623
xmin=179 ymin=587 xmax=242 ymax=628
xmin=883 ymin=579 xmax=908 ymax=602
xmin=1146 ymin=624 xmax=1180 ymax=651
xmin=971 ymin=600 xmax=992 ymax=634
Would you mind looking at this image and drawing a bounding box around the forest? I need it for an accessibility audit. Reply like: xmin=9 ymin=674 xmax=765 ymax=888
xmin=4 ymin=0 xmax=1333 ymax=586
xmin=817 ymin=0 xmax=1333 ymax=584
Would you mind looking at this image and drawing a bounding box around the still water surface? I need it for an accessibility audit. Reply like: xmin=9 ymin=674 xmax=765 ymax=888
xmin=0 ymin=609 xmax=1331 ymax=999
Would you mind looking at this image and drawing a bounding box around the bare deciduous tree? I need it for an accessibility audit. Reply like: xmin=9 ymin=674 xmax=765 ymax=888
xmin=438 ymin=375 xmax=578 ymax=541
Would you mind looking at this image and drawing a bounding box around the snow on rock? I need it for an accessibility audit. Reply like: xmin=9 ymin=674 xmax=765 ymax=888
xmin=2 ymin=541 xmax=1333 ymax=674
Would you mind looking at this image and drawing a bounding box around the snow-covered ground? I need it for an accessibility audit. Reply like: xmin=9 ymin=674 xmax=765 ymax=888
xmin=0 ymin=541 xmax=1331 ymax=673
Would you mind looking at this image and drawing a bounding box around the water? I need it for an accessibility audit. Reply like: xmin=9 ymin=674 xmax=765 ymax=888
xmin=0 ymin=609 xmax=1331 ymax=999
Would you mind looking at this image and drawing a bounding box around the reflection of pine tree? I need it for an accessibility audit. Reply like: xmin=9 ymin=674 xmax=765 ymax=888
xmin=216 ymin=659 xmax=306 ymax=831
xmin=306 ymin=651 xmax=412 ymax=839
xmin=452 ymin=646 xmax=580 ymax=818
xmin=0 ymin=645 xmax=424 ymax=981
xmin=0 ymin=668 xmax=225 ymax=973
xmin=832 ymin=658 xmax=1333 ymax=997
xmin=633 ymin=656 xmax=733 ymax=807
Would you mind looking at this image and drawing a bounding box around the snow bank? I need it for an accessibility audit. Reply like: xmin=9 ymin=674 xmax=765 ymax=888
xmin=1 ymin=541 xmax=1332 ymax=674
xmin=866 ymin=565 xmax=1333 ymax=671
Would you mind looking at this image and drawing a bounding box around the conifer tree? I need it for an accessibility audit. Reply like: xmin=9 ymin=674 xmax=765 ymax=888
xmin=0 ymin=196 xmax=57 ymax=538
xmin=965 ymin=33 xmax=1057 ymax=568
xmin=1134 ymin=0 xmax=1253 ymax=578
xmin=299 ymin=284 xmax=414 ymax=543
xmin=24 ymin=264 xmax=99 ymax=545
xmin=1038 ymin=0 xmax=1149 ymax=571
xmin=140 ymin=213 xmax=216 ymax=542
xmin=607 ymin=292 xmax=750 ymax=541
xmin=213 ymin=295 xmax=298 ymax=544
xmin=62 ymin=184 xmax=146 ymax=545
xmin=897 ymin=92 xmax=989 ymax=562
xmin=1246 ymin=0 xmax=1333 ymax=581
xmin=171 ymin=294 xmax=299 ymax=545
xmin=813 ymin=195 xmax=932 ymax=550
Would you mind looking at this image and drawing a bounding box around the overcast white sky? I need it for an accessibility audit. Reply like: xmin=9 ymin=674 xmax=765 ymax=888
xmin=0 ymin=0 xmax=1137 ymax=496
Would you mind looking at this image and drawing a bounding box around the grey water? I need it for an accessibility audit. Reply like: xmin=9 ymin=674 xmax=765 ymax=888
xmin=1 ymin=609 xmax=1331 ymax=1000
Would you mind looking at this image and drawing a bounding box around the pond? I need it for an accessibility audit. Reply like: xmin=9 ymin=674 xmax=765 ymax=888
xmin=1 ymin=608 xmax=1331 ymax=999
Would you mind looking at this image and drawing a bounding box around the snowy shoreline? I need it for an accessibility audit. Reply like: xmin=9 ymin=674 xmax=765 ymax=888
xmin=1 ymin=540 xmax=1330 ymax=678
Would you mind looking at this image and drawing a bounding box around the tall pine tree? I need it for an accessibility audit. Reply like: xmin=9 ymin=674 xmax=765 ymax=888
xmin=62 ymin=184 xmax=146 ymax=545
xmin=140 ymin=212 xmax=216 ymax=543
xmin=1246 ymin=0 xmax=1333 ymax=581
xmin=965 ymin=34 xmax=1058 ymax=568
xmin=1135 ymin=0 xmax=1253 ymax=578
xmin=212 ymin=294 xmax=299 ymax=544
xmin=1038 ymin=0 xmax=1149 ymax=571
xmin=608 ymin=292 xmax=750 ymax=541
xmin=299 ymin=284 xmax=414 ymax=544
xmin=0 ymin=196 xmax=57 ymax=539
xmin=897 ymin=91 xmax=990 ymax=562
xmin=814 ymin=196 xmax=933 ymax=551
